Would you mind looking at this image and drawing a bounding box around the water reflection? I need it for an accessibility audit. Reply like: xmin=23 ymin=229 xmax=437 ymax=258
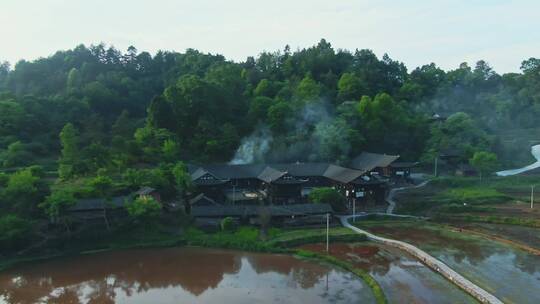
xmin=0 ymin=247 xmax=373 ymax=304
xmin=298 ymin=243 xmax=476 ymax=304
xmin=367 ymin=225 xmax=540 ymax=304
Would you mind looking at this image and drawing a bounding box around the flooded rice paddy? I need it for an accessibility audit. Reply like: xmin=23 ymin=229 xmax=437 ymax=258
xmin=0 ymin=247 xmax=375 ymax=304
xmin=298 ymin=242 xmax=475 ymax=304
xmin=363 ymin=223 xmax=540 ymax=304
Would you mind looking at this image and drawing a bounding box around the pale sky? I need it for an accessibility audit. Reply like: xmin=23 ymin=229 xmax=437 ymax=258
xmin=1 ymin=0 xmax=539 ymax=73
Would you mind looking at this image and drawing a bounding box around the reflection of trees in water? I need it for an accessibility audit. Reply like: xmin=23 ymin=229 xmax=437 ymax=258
xmin=370 ymin=226 xmax=506 ymax=265
xmin=0 ymin=248 xmax=336 ymax=304
xmin=0 ymin=248 xmax=244 ymax=303
xmin=511 ymin=252 xmax=540 ymax=275
xmin=245 ymin=253 xmax=329 ymax=289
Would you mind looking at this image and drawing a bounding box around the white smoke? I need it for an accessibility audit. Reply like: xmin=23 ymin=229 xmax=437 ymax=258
xmin=229 ymin=127 xmax=273 ymax=164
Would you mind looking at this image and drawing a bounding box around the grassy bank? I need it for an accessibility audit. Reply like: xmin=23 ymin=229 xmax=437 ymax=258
xmin=0 ymin=226 xmax=186 ymax=271
xmin=395 ymin=176 xmax=540 ymax=226
xmin=295 ymin=249 xmax=387 ymax=304
xmin=433 ymin=214 xmax=540 ymax=228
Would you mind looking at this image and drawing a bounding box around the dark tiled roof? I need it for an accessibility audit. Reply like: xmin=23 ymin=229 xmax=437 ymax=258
xmin=350 ymin=152 xmax=399 ymax=171
xmin=191 ymin=203 xmax=333 ymax=217
xmin=323 ymin=164 xmax=365 ymax=183
xmin=257 ymin=167 xmax=287 ymax=183
xmin=190 ymin=161 xmax=370 ymax=184
xmin=189 ymin=193 xmax=220 ymax=206
xmin=202 ymin=164 xmax=267 ymax=179
xmin=272 ymin=162 xmax=330 ymax=177
xmin=69 ymin=196 xmax=128 ymax=212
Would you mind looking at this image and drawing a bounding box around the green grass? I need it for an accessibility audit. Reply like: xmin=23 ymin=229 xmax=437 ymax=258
xmin=396 ymin=175 xmax=540 ymax=215
xmin=433 ymin=214 xmax=540 ymax=228
xmin=436 ymin=187 xmax=509 ymax=205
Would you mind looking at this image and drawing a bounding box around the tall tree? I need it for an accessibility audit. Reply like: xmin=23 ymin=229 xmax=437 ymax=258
xmin=58 ymin=123 xmax=79 ymax=179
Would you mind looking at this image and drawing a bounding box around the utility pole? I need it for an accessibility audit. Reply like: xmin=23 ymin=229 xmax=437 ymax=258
xmin=326 ymin=213 xmax=330 ymax=253
xmin=531 ymin=185 xmax=535 ymax=209
xmin=434 ymin=155 xmax=438 ymax=177
xmin=352 ymin=198 xmax=356 ymax=222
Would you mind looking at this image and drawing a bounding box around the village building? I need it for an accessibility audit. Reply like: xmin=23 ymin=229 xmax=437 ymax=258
xmin=187 ymin=152 xmax=402 ymax=217
xmin=389 ymin=162 xmax=419 ymax=181
xmin=68 ymin=196 xmax=128 ymax=223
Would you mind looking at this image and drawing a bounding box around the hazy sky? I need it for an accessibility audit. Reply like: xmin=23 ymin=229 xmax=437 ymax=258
xmin=1 ymin=0 xmax=539 ymax=73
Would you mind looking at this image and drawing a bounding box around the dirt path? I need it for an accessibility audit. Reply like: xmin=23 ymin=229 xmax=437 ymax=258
xmin=386 ymin=180 xmax=430 ymax=214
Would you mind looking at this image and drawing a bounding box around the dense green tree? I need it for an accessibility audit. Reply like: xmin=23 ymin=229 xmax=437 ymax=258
xmin=2 ymin=141 xmax=32 ymax=168
xmin=0 ymin=99 xmax=25 ymax=137
xmin=248 ymin=96 xmax=274 ymax=124
xmin=308 ymin=187 xmax=347 ymax=211
xmin=470 ymin=151 xmax=499 ymax=180
xmin=3 ymin=168 xmax=44 ymax=215
xmin=337 ymin=72 xmax=366 ymax=102
xmin=295 ymin=74 xmax=321 ymax=102
xmin=126 ymin=196 xmax=161 ymax=228
xmin=162 ymin=139 xmax=181 ymax=162
xmin=172 ymin=161 xmax=193 ymax=213
xmin=58 ymin=123 xmax=79 ymax=179
xmin=267 ymin=101 xmax=291 ymax=134
xmin=424 ymin=112 xmax=491 ymax=163
xmin=0 ymin=214 xmax=34 ymax=250
xmin=40 ymin=189 xmax=76 ymax=232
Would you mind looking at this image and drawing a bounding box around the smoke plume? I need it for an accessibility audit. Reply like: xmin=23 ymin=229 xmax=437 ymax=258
xmin=229 ymin=127 xmax=273 ymax=164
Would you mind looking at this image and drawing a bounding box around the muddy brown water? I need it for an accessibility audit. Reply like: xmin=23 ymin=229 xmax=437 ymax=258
xmin=365 ymin=224 xmax=540 ymax=304
xmin=298 ymin=242 xmax=476 ymax=304
xmin=0 ymin=247 xmax=375 ymax=304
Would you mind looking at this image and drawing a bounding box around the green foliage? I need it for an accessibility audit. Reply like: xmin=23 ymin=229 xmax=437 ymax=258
xmin=424 ymin=112 xmax=491 ymax=163
xmin=3 ymin=168 xmax=44 ymax=214
xmin=308 ymin=187 xmax=347 ymax=211
xmin=437 ymin=187 xmax=509 ymax=205
xmin=126 ymin=196 xmax=162 ymax=223
xmin=220 ymin=217 xmax=236 ymax=232
xmin=267 ymin=101 xmax=291 ymax=134
xmin=1 ymin=141 xmax=33 ymax=168
xmin=337 ymin=72 xmax=366 ymax=101
xmin=162 ymin=139 xmax=181 ymax=162
xmin=0 ymin=214 xmax=33 ymax=249
xmin=40 ymin=189 xmax=76 ymax=221
xmin=89 ymin=175 xmax=113 ymax=198
xmin=0 ymin=100 xmax=25 ymax=136
xmin=470 ymin=151 xmax=499 ymax=179
xmin=58 ymin=123 xmax=79 ymax=179
xmin=295 ymin=74 xmax=321 ymax=102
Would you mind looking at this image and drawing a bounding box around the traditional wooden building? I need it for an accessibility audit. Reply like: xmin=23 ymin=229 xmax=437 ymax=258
xmin=188 ymin=154 xmax=400 ymax=212
xmin=389 ymin=162 xmax=419 ymax=180
xmin=350 ymin=152 xmax=400 ymax=177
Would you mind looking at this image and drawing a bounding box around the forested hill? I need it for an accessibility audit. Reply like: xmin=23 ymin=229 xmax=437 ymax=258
xmin=1 ymin=39 xmax=539 ymax=172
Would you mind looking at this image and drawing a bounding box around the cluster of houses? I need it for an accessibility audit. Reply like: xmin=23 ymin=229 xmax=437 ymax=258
xmin=68 ymin=152 xmax=416 ymax=228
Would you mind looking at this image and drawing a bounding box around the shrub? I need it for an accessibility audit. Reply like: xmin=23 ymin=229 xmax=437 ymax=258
xmin=308 ymin=187 xmax=347 ymax=211
xmin=126 ymin=196 xmax=162 ymax=223
xmin=0 ymin=215 xmax=33 ymax=250
xmin=220 ymin=217 xmax=236 ymax=232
